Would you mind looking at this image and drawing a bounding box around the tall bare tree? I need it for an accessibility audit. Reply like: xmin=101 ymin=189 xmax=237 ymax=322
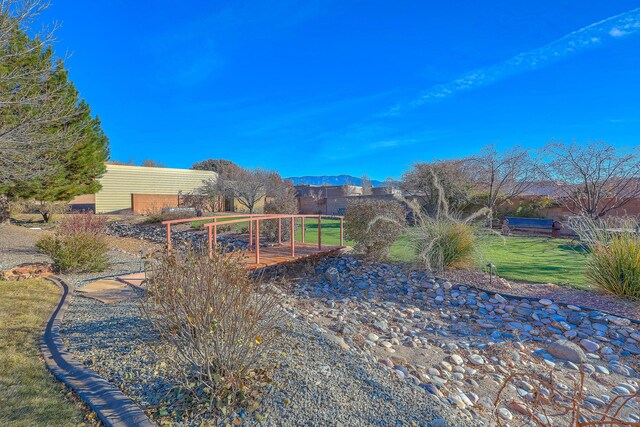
xmin=539 ymin=141 xmax=640 ymax=219
xmin=466 ymin=145 xmax=537 ymax=224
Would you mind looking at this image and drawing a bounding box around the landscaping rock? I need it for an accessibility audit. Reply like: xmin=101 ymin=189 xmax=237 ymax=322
xmin=546 ymin=339 xmax=587 ymax=363
xmin=0 ymin=262 xmax=53 ymax=280
xmin=325 ymin=267 xmax=340 ymax=285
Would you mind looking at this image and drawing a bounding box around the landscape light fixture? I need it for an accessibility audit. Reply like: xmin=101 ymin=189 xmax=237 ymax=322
xmin=486 ymin=263 xmax=495 ymax=285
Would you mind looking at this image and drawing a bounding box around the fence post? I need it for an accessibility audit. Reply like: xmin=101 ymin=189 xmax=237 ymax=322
xmin=255 ymin=219 xmax=260 ymax=264
xmin=318 ymin=215 xmax=322 ymax=250
xmin=166 ymin=223 xmax=171 ymax=251
xmin=213 ymin=223 xmax=218 ymax=252
xmin=278 ymin=218 xmax=282 ymax=245
xmin=208 ymin=225 xmax=213 ymax=258
xmin=301 ymin=217 xmax=305 ymax=243
xmin=249 ymin=220 xmax=253 ymax=250
xmin=340 ymin=217 xmax=344 ymax=246
xmin=290 ymin=216 xmax=295 ymax=256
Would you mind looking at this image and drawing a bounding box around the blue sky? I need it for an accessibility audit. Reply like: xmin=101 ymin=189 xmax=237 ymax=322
xmin=42 ymin=1 xmax=640 ymax=180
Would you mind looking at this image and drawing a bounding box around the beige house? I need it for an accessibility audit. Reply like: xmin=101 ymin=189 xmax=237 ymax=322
xmin=70 ymin=164 xmax=217 ymax=214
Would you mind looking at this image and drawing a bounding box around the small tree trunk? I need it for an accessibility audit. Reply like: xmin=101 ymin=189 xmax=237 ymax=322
xmin=0 ymin=194 xmax=10 ymax=223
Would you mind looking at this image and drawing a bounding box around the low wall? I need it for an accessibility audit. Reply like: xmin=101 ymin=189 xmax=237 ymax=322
xmin=131 ymin=194 xmax=180 ymax=215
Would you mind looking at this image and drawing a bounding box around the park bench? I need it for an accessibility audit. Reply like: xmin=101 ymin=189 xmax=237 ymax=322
xmin=502 ymin=217 xmax=562 ymax=237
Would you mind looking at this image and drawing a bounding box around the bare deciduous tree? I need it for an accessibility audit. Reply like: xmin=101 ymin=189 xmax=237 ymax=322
xmin=223 ymin=167 xmax=274 ymax=214
xmin=308 ymin=188 xmax=326 ymax=214
xmin=539 ymin=141 xmax=640 ymax=219
xmin=140 ymin=159 xmax=166 ymax=168
xmin=466 ymin=145 xmax=537 ymax=224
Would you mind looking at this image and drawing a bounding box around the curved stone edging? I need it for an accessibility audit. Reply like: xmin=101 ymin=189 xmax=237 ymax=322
xmin=40 ymin=275 xmax=156 ymax=427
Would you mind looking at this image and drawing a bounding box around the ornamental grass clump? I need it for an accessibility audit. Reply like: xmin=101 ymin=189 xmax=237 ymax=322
xmin=571 ymin=216 xmax=640 ymax=299
xmin=408 ymin=168 xmax=489 ymax=271
xmin=36 ymin=212 xmax=108 ymax=272
xmin=344 ymin=199 xmax=407 ymax=260
xmin=142 ymin=247 xmax=284 ymax=415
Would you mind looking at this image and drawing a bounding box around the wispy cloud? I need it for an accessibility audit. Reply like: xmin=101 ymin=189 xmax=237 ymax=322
xmin=389 ymin=7 xmax=640 ymax=114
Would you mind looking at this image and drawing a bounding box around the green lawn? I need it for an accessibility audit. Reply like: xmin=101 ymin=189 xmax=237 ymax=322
xmin=479 ymin=234 xmax=589 ymax=289
xmin=194 ymin=217 xmax=590 ymax=289
xmin=0 ymin=280 xmax=86 ymax=426
xmin=302 ymin=220 xmax=589 ymax=288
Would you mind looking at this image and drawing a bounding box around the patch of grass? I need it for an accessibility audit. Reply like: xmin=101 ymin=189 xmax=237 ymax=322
xmin=302 ymin=218 xmax=349 ymax=245
xmin=301 ymin=219 xmax=415 ymax=263
xmin=388 ymin=230 xmax=589 ymax=289
xmin=0 ymin=279 xmax=86 ymax=426
xmin=479 ymin=234 xmax=589 ymax=289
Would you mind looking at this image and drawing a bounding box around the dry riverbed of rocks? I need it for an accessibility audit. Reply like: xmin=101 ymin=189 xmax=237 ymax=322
xmin=281 ymin=255 xmax=640 ymax=426
xmin=59 ymin=251 xmax=471 ymax=427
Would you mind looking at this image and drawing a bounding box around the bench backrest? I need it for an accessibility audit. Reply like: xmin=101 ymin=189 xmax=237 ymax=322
xmin=504 ymin=217 xmax=555 ymax=228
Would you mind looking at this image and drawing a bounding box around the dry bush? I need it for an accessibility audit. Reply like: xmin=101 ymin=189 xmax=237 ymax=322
xmin=407 ymin=168 xmax=489 ymax=271
xmin=344 ymin=198 xmax=407 ymax=260
xmin=570 ymin=216 xmax=640 ymax=299
xmin=36 ymin=212 xmax=108 ymax=272
xmin=142 ymin=248 xmax=284 ymax=415
xmin=494 ymin=365 xmax=639 ymax=426
xmin=59 ymin=212 xmax=107 ymax=234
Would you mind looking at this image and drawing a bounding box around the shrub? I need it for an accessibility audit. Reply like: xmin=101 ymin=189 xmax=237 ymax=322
xmin=142 ymin=248 xmax=284 ymax=414
xmin=495 ymin=364 xmax=639 ymax=426
xmin=571 ymin=216 xmax=640 ymax=298
xmin=59 ymin=211 xmax=107 ymax=234
xmin=36 ymin=213 xmax=108 ymax=272
xmin=507 ymin=196 xmax=555 ymax=219
xmin=344 ymin=199 xmax=407 ymax=260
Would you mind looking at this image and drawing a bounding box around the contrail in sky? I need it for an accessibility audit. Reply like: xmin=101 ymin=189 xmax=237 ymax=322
xmin=388 ymin=7 xmax=640 ymax=115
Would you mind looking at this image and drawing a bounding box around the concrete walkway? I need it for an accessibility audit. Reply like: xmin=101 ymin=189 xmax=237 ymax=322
xmin=77 ymin=279 xmax=140 ymax=304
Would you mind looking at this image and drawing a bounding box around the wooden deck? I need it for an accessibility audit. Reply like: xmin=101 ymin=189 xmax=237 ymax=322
xmin=241 ymin=242 xmax=344 ymax=270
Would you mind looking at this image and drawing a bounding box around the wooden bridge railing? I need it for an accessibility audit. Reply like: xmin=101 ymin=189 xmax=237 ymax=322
xmin=161 ymin=213 xmax=345 ymax=264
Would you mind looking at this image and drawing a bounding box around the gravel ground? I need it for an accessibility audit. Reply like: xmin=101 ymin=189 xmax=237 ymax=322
xmin=0 ymin=223 xmax=51 ymax=269
xmin=59 ymin=251 xmax=468 ymax=426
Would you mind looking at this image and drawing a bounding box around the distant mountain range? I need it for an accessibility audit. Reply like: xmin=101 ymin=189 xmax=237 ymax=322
xmin=285 ymin=175 xmax=385 ymax=187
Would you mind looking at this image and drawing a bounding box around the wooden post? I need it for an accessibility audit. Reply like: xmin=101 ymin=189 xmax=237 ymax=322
xmin=255 ymin=219 xmax=260 ymax=264
xmin=166 ymin=223 xmax=171 ymax=251
xmin=278 ymin=218 xmax=282 ymax=245
xmin=318 ymin=215 xmax=322 ymax=250
xmin=301 ymin=217 xmax=305 ymax=243
xmin=249 ymin=220 xmax=253 ymax=250
xmin=290 ymin=216 xmax=295 ymax=256
xmin=213 ymin=224 xmax=218 ymax=252
xmin=207 ymin=225 xmax=213 ymax=258
xmin=339 ymin=217 xmax=344 ymax=246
